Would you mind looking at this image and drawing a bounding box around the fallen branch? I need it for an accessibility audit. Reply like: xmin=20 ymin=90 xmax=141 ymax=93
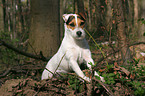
xmin=0 ymin=39 xmax=49 ymax=62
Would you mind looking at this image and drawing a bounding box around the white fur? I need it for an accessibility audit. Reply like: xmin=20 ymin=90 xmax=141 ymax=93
xmin=41 ymin=14 xmax=104 ymax=82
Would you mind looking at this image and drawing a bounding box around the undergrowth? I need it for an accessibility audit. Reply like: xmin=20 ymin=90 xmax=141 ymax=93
xmin=66 ymin=62 xmax=145 ymax=95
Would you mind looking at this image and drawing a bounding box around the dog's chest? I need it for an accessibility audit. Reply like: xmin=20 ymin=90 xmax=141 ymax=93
xmin=76 ymin=48 xmax=84 ymax=64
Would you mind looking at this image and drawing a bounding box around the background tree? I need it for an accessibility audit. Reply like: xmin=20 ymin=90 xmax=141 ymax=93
xmin=113 ymin=0 xmax=131 ymax=65
xmin=138 ymin=0 xmax=145 ymax=42
xmin=0 ymin=0 xmax=3 ymax=31
xmin=76 ymin=0 xmax=85 ymax=13
xmin=28 ymin=0 xmax=60 ymax=57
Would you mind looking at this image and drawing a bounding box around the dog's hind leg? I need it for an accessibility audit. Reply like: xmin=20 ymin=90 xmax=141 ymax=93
xmin=41 ymin=59 xmax=57 ymax=80
xmin=41 ymin=69 xmax=49 ymax=80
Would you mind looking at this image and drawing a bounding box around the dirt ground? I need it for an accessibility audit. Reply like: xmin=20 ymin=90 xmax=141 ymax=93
xmin=0 ymin=78 xmax=74 ymax=96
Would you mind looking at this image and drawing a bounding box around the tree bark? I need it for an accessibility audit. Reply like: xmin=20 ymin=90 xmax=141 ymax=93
xmin=138 ymin=0 xmax=145 ymax=42
xmin=106 ymin=0 xmax=112 ymax=41
xmin=76 ymin=0 xmax=85 ymax=13
xmin=88 ymin=0 xmax=92 ymax=31
xmin=0 ymin=0 xmax=4 ymax=31
xmin=113 ymin=0 xmax=131 ymax=65
xmin=18 ymin=0 xmax=25 ymax=33
xmin=28 ymin=0 xmax=60 ymax=57
xmin=2 ymin=0 xmax=8 ymax=32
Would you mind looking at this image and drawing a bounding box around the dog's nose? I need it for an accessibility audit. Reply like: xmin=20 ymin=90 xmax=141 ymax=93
xmin=76 ymin=31 xmax=82 ymax=37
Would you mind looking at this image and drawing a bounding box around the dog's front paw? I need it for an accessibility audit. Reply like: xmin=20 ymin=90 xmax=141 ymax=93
xmin=83 ymin=76 xmax=91 ymax=82
xmin=100 ymin=76 xmax=105 ymax=82
xmin=94 ymin=71 xmax=105 ymax=82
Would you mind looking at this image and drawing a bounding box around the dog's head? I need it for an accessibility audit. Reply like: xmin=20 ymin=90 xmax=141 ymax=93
xmin=63 ymin=13 xmax=87 ymax=40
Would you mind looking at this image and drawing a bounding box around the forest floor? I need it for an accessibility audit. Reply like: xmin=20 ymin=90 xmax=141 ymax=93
xmin=0 ymin=43 xmax=145 ymax=96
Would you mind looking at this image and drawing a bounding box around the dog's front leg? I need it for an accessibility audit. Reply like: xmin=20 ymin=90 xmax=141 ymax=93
xmin=69 ymin=57 xmax=90 ymax=82
xmin=83 ymin=49 xmax=94 ymax=69
xmin=84 ymin=57 xmax=105 ymax=82
xmin=83 ymin=50 xmax=105 ymax=82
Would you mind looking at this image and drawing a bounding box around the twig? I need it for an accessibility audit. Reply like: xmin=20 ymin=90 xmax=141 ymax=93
xmin=45 ymin=68 xmax=62 ymax=80
xmin=85 ymin=29 xmax=109 ymax=66
xmin=93 ymin=77 xmax=115 ymax=96
xmin=129 ymin=42 xmax=145 ymax=46
xmin=87 ymin=78 xmax=93 ymax=96
xmin=53 ymin=52 xmax=66 ymax=77
xmin=33 ymin=81 xmax=47 ymax=96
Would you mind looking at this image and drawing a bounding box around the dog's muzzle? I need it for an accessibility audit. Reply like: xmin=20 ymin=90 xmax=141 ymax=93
xmin=76 ymin=31 xmax=82 ymax=37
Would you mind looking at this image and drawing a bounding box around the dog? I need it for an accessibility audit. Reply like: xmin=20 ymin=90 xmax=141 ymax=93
xmin=41 ymin=13 xmax=104 ymax=82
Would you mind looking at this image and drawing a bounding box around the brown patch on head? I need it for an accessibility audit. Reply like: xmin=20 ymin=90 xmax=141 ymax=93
xmin=78 ymin=12 xmax=87 ymax=21
xmin=77 ymin=14 xmax=86 ymax=29
xmin=66 ymin=16 xmax=76 ymax=30
xmin=66 ymin=14 xmax=86 ymax=30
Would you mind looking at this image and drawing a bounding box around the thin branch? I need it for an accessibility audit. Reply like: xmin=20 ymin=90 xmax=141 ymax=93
xmin=93 ymin=77 xmax=115 ymax=96
xmin=97 ymin=41 xmax=145 ymax=64
xmin=129 ymin=42 xmax=145 ymax=47
xmin=53 ymin=52 xmax=66 ymax=77
xmin=0 ymin=39 xmax=49 ymax=61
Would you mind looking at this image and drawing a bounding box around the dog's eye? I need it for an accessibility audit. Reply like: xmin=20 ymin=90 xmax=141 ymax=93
xmin=69 ymin=23 xmax=75 ymax=27
xmin=80 ymin=22 xmax=85 ymax=26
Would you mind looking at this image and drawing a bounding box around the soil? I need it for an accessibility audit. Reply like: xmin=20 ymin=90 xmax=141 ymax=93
xmin=0 ymin=78 xmax=74 ymax=96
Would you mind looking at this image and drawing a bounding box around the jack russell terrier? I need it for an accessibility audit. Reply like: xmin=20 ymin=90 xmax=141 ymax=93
xmin=41 ymin=13 xmax=104 ymax=82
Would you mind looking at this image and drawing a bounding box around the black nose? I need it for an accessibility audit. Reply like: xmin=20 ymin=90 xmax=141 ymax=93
xmin=76 ymin=31 xmax=82 ymax=37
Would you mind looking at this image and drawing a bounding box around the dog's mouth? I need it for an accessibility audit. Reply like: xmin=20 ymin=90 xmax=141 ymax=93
xmin=76 ymin=35 xmax=85 ymax=40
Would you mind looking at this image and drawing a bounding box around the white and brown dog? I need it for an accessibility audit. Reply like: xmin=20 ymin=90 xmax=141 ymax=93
xmin=41 ymin=13 xmax=104 ymax=82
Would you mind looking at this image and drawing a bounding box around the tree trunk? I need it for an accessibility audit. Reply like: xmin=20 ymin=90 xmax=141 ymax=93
xmin=138 ymin=0 xmax=145 ymax=42
xmin=88 ymin=0 xmax=92 ymax=31
xmin=28 ymin=0 xmax=60 ymax=57
xmin=76 ymin=0 xmax=85 ymax=13
xmin=113 ymin=0 xmax=131 ymax=65
xmin=106 ymin=0 xmax=112 ymax=41
xmin=2 ymin=0 xmax=8 ymax=32
xmin=0 ymin=0 xmax=4 ymax=31
xmin=18 ymin=0 xmax=25 ymax=33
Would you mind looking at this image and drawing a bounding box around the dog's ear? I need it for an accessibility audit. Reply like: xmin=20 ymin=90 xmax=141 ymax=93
xmin=78 ymin=12 xmax=87 ymax=21
xmin=63 ymin=14 xmax=74 ymax=25
xmin=63 ymin=14 xmax=70 ymax=22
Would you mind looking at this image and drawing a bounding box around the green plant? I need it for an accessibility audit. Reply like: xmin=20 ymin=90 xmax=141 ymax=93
xmin=103 ymin=62 xmax=145 ymax=95
xmin=67 ymin=75 xmax=85 ymax=93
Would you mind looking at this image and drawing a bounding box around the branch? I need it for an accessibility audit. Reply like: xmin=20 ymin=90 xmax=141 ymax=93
xmin=129 ymin=42 xmax=145 ymax=47
xmin=97 ymin=41 xmax=145 ymax=64
xmin=0 ymin=39 xmax=49 ymax=61
xmin=93 ymin=77 xmax=115 ymax=96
